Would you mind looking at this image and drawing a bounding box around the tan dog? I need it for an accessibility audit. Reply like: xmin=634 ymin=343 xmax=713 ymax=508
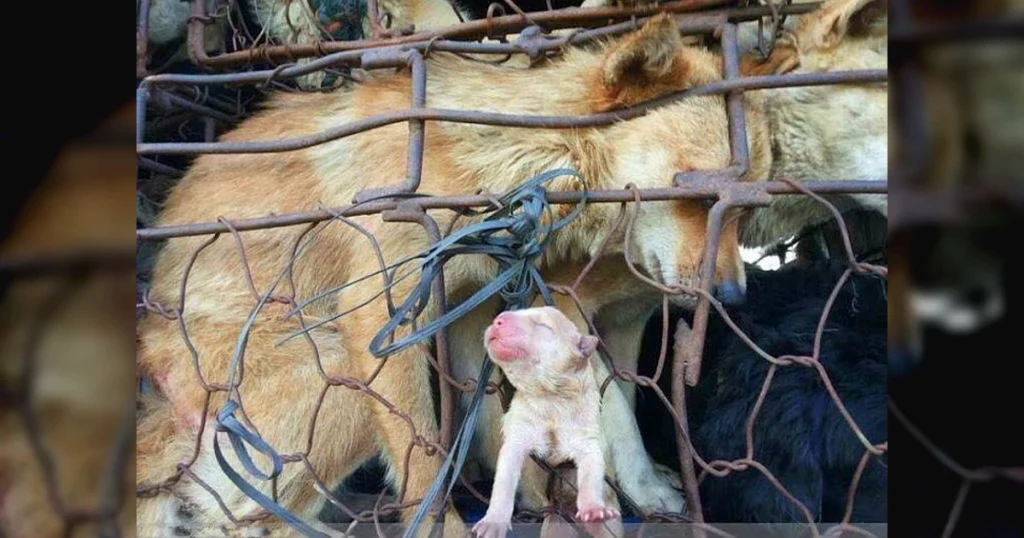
xmin=481 ymin=0 xmax=889 ymax=251
xmin=487 ymin=0 xmax=889 ymax=412
xmin=136 ymin=0 xmax=890 ymax=533
xmin=473 ymin=307 xmax=617 ymax=538
xmin=137 ymin=13 xmax=765 ymax=537
xmin=735 ymin=0 xmax=889 ymax=250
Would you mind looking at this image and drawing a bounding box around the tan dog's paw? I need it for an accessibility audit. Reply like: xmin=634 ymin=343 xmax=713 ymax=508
xmin=654 ymin=462 xmax=685 ymax=490
xmin=619 ymin=464 xmax=685 ymax=514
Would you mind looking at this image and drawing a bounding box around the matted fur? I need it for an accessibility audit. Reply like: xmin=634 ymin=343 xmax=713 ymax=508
xmin=737 ymin=0 xmax=888 ymax=249
xmin=136 ymin=0 xmax=888 ymax=533
xmin=137 ymin=14 xmax=766 ymax=537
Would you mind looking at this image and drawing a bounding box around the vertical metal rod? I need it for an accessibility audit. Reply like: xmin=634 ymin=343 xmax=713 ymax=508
xmin=187 ymin=0 xmax=213 ymax=67
xmin=673 ymin=200 xmax=734 ymax=532
xmin=380 ymin=205 xmax=453 ymax=451
xmin=353 ymin=50 xmax=428 ymax=203
xmin=420 ymin=214 xmax=453 ymax=453
xmin=407 ymin=52 xmax=427 ymax=192
xmin=721 ymin=22 xmax=750 ymax=176
xmin=684 ymin=199 xmax=731 ymax=388
xmin=671 ymin=319 xmax=706 ymax=531
xmin=678 ymin=23 xmax=749 ymax=391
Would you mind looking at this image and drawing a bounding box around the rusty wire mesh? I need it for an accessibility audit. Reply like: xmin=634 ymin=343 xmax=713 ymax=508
xmin=134 ymin=194 xmax=888 ymax=537
xmin=130 ymin=0 xmax=897 ymax=536
xmin=11 ymin=0 xmax=1024 ymax=535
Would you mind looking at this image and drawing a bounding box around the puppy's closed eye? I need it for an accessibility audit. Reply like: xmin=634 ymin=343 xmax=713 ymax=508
xmin=533 ymin=319 xmax=555 ymax=333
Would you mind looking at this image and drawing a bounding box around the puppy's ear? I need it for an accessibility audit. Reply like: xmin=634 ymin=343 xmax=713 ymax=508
xmin=578 ymin=334 xmax=600 ymax=359
xmin=595 ymin=14 xmax=696 ymax=109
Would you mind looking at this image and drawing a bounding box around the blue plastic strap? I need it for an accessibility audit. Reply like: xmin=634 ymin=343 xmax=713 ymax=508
xmin=213 ymin=400 xmax=330 ymax=537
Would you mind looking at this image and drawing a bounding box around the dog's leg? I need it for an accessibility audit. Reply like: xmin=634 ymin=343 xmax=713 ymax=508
xmin=137 ymin=309 xmax=377 ymax=537
xmin=588 ymin=341 xmax=685 ymax=516
xmin=593 ymin=306 xmax=688 ymax=509
xmin=343 ymin=303 xmax=468 ymax=538
xmin=593 ymin=303 xmax=656 ymax=411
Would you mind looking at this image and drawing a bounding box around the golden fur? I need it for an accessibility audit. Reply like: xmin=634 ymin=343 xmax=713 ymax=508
xmin=735 ymin=0 xmax=889 ymax=249
xmin=137 ymin=14 xmax=764 ymax=537
xmin=135 ymin=0 xmax=888 ymax=533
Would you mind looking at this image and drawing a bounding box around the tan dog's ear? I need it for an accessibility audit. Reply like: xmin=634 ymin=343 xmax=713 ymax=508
xmin=596 ymin=14 xmax=694 ymax=108
xmin=742 ymin=0 xmax=887 ymax=75
xmin=810 ymin=0 xmax=888 ymax=48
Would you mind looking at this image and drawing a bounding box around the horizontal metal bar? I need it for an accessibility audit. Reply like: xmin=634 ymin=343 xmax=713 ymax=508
xmin=138 ymin=70 xmax=887 ymax=155
xmin=142 ymin=4 xmax=818 ymax=88
xmin=187 ymin=0 xmax=819 ymax=67
xmin=137 ymin=180 xmax=886 ymax=241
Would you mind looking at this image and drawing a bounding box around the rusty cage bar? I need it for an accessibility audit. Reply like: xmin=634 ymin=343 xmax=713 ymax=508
xmin=133 ymin=0 xmax=890 ymax=536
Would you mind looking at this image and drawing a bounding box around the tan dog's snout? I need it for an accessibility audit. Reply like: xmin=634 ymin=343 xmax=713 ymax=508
xmin=713 ymin=278 xmax=746 ymax=306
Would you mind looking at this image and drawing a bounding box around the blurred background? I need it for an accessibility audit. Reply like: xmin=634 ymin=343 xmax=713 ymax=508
xmin=1 ymin=0 xmax=1022 ymax=536
xmin=886 ymin=0 xmax=1024 ymax=535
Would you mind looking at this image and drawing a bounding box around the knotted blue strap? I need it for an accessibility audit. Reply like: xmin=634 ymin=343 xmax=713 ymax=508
xmin=212 ymin=168 xmax=588 ymax=538
xmin=213 ymin=400 xmax=331 ymax=537
xmin=400 ymin=168 xmax=588 ymax=538
xmin=370 ymin=168 xmax=586 ymax=359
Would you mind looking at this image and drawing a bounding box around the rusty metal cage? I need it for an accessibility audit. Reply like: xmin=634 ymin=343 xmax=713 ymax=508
xmin=0 ymin=0 xmax=1015 ymax=536
xmin=131 ymin=0 xmax=893 ymax=536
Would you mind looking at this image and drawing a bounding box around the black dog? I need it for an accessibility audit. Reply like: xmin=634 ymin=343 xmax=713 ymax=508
xmin=635 ymin=259 xmax=888 ymax=525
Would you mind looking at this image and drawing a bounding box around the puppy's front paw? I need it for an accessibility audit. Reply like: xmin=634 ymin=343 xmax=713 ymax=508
xmin=472 ymin=517 xmax=511 ymax=538
xmin=575 ymin=503 xmax=619 ymax=523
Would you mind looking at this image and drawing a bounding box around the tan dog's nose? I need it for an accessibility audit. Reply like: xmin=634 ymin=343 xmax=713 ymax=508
xmin=714 ymin=280 xmax=746 ymax=306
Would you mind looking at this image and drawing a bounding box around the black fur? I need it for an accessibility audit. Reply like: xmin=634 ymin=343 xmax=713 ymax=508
xmin=635 ymin=259 xmax=888 ymax=525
